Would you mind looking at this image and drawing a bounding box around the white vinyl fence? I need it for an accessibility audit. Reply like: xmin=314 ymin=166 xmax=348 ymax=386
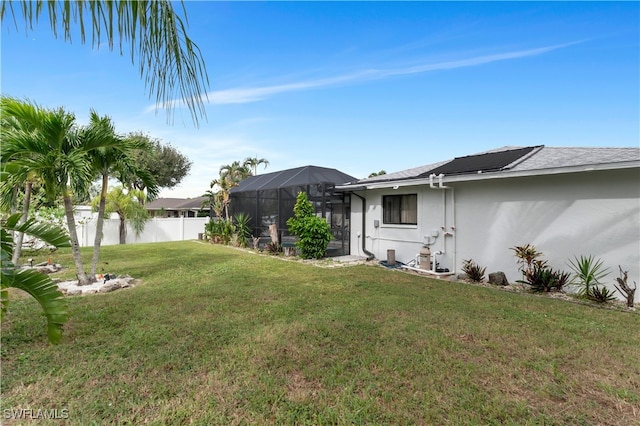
xmin=76 ymin=217 xmax=209 ymax=247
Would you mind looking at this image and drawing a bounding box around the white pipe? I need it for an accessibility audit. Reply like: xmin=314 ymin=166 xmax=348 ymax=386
xmin=438 ymin=173 xmax=449 ymax=188
xmin=400 ymin=263 xmax=454 ymax=276
xmin=451 ymin=187 xmax=457 ymax=275
xmin=367 ymin=235 xmax=428 ymax=245
xmin=442 ymin=189 xmax=446 ymax=256
xmin=427 ymin=173 xmax=456 ymax=274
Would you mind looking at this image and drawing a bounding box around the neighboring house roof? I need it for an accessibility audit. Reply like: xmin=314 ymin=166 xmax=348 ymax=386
xmin=338 ymin=145 xmax=640 ymax=190
xmin=230 ymin=165 xmax=357 ymax=193
xmin=146 ymin=197 xmax=208 ymax=210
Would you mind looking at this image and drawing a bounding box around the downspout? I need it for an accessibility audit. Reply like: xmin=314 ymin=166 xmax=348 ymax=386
xmin=351 ymin=192 xmax=375 ymax=260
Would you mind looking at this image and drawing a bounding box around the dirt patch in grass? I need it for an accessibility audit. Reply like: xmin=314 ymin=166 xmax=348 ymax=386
xmin=286 ymin=370 xmax=322 ymax=402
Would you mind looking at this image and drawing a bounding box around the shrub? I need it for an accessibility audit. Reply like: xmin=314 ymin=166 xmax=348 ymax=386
xmin=286 ymin=192 xmax=332 ymax=259
xmin=205 ymin=218 xmax=235 ymax=244
xmin=233 ymin=212 xmax=252 ymax=248
xmin=521 ymin=264 xmax=570 ymax=293
xmin=511 ymin=244 xmax=547 ymax=280
xmin=265 ymin=242 xmax=283 ymax=255
xmin=586 ymin=286 xmax=617 ymax=304
xmin=461 ymin=259 xmax=486 ymax=282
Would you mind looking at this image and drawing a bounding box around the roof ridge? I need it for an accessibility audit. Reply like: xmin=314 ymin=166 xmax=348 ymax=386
xmin=501 ymin=145 xmax=545 ymax=170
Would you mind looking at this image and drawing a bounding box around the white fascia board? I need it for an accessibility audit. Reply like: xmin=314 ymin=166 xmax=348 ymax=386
xmin=356 ymin=160 xmax=640 ymax=190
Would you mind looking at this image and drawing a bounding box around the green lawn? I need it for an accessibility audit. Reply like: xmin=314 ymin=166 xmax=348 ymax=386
xmin=2 ymin=241 xmax=639 ymax=425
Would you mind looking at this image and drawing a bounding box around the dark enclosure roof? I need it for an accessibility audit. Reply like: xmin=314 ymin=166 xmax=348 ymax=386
xmin=230 ymin=166 xmax=357 ymax=193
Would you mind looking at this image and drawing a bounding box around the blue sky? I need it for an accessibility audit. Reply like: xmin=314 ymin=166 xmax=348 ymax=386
xmin=2 ymin=1 xmax=638 ymax=198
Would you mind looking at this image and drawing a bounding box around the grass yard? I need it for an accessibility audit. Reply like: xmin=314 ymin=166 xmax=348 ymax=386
xmin=2 ymin=241 xmax=639 ymax=425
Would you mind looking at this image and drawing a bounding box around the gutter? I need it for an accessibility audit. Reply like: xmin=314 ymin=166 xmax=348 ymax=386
xmin=351 ymin=192 xmax=375 ymax=261
xmin=337 ymin=160 xmax=640 ymax=191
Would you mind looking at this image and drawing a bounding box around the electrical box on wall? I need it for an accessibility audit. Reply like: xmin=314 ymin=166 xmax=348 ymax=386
xmin=374 ymin=220 xmax=380 ymax=228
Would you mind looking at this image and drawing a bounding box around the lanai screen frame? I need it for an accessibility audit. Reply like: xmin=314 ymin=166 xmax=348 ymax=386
xmin=229 ymin=167 xmax=355 ymax=256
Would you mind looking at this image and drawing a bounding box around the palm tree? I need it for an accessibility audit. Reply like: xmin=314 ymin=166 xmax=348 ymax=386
xmin=0 ymin=167 xmax=39 ymax=266
xmin=93 ymin=187 xmax=149 ymax=244
xmin=201 ymin=189 xmax=219 ymax=218
xmin=210 ymin=161 xmax=252 ymax=221
xmin=220 ymin=161 xmax=251 ymax=184
xmin=1 ymin=97 xmax=120 ymax=285
xmin=243 ymin=157 xmax=269 ymax=176
xmin=0 ymin=98 xmax=51 ymax=265
xmin=86 ymin=111 xmax=159 ymax=280
xmin=209 ymin=177 xmax=235 ymax=221
xmin=1 ymin=212 xmax=71 ymax=344
xmin=1 ymin=1 xmax=209 ymax=125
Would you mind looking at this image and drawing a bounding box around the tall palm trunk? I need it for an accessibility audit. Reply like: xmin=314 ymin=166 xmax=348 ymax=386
xmin=11 ymin=181 xmax=32 ymax=266
xmin=90 ymin=173 xmax=109 ymax=279
xmin=63 ymin=194 xmax=91 ymax=285
xmin=118 ymin=213 xmax=127 ymax=245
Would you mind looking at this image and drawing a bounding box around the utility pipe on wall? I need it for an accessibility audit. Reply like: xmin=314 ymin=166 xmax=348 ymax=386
xmin=429 ymin=174 xmax=457 ymax=274
xmin=451 ymin=187 xmax=457 ymax=277
xmin=351 ymin=192 xmax=375 ymax=260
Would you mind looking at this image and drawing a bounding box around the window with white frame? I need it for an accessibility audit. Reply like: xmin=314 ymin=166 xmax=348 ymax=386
xmin=383 ymin=194 xmax=417 ymax=225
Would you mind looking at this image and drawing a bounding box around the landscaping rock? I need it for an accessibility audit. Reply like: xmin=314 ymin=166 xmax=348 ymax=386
xmin=20 ymin=263 xmax=63 ymax=274
xmin=57 ymin=274 xmax=137 ymax=296
xmin=489 ymin=271 xmax=509 ymax=286
xmin=99 ymin=282 xmax=123 ymax=293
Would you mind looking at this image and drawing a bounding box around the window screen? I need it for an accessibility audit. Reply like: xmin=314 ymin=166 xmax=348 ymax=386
xmin=383 ymin=194 xmax=417 ymax=225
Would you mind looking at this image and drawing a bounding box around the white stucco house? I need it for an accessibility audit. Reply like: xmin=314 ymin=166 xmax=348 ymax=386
xmin=337 ymin=145 xmax=640 ymax=301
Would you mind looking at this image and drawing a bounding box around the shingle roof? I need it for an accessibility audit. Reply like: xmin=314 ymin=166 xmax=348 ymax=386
xmin=510 ymin=147 xmax=640 ymax=172
xmin=146 ymin=197 xmax=208 ymax=210
xmin=356 ymin=160 xmax=451 ymax=183
xmin=344 ymin=145 xmax=640 ymax=187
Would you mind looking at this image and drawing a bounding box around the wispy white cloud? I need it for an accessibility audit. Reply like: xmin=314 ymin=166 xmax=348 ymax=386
xmin=146 ymin=41 xmax=583 ymax=111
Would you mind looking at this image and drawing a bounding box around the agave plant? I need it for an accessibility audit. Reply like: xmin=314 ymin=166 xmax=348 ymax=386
xmin=1 ymin=213 xmax=71 ymax=344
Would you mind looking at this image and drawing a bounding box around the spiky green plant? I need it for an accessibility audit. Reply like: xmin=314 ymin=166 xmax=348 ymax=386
xmin=586 ymin=286 xmax=617 ymax=304
xmin=567 ymin=255 xmax=609 ymax=298
xmin=461 ymin=259 xmax=486 ymax=282
xmin=523 ymin=265 xmax=571 ymax=293
xmin=233 ymin=212 xmax=252 ymax=248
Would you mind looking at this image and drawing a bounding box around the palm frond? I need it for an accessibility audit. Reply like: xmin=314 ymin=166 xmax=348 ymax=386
xmin=4 ymin=213 xmax=71 ymax=248
xmin=1 ymin=218 xmax=70 ymax=344
xmin=9 ymin=268 xmax=69 ymax=344
xmin=2 ymin=1 xmax=209 ymax=126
